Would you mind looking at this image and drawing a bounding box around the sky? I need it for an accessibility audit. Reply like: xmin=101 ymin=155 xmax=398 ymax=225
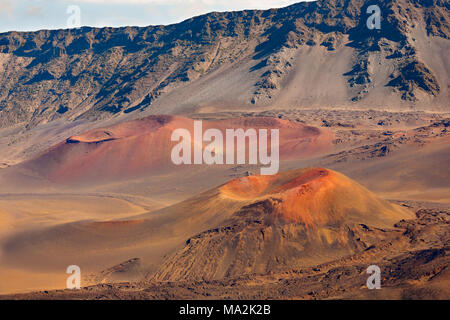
xmin=0 ymin=0 xmax=314 ymax=33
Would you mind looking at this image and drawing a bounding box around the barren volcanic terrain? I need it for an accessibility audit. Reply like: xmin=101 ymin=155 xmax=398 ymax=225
xmin=0 ymin=109 xmax=448 ymax=298
xmin=0 ymin=0 xmax=449 ymax=300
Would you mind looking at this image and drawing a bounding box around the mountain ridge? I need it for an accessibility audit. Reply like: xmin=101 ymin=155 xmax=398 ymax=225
xmin=0 ymin=0 xmax=448 ymax=130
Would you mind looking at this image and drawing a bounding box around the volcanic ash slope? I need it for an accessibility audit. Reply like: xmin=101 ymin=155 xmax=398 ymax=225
xmin=151 ymin=168 xmax=414 ymax=282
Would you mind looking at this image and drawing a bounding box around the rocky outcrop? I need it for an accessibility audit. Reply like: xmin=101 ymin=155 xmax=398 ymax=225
xmin=0 ymin=0 xmax=448 ymax=129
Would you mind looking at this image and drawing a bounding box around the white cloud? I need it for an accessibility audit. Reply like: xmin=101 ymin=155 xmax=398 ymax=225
xmin=73 ymin=0 xmax=295 ymax=4
xmin=0 ymin=0 xmax=315 ymax=33
xmin=0 ymin=0 xmax=14 ymax=19
xmin=64 ymin=0 xmax=309 ymax=9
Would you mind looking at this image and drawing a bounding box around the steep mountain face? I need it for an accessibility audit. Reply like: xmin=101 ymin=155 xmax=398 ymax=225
xmin=0 ymin=0 xmax=448 ymax=129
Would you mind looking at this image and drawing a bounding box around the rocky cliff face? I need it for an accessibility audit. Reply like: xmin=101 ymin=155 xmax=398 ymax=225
xmin=0 ymin=0 xmax=448 ymax=129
